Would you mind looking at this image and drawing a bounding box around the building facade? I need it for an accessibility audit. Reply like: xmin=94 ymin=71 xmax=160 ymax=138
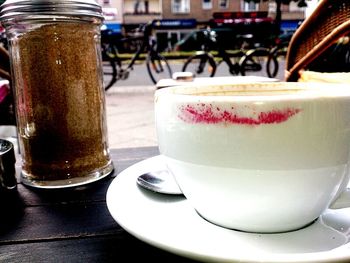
xmin=158 ymin=0 xmax=305 ymax=23
xmin=161 ymin=0 xmax=241 ymax=23
xmin=100 ymin=0 xmax=306 ymax=30
xmin=99 ymin=0 xmax=308 ymax=51
xmin=122 ymin=0 xmax=162 ymax=26
xmin=158 ymin=0 xmax=305 ymax=50
xmin=98 ymin=1 xmax=306 ymax=25
xmin=97 ymin=0 xmax=124 ymax=34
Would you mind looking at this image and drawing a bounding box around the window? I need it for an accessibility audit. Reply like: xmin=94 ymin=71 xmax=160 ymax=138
xmin=219 ymin=0 xmax=228 ymax=9
xmin=268 ymin=2 xmax=288 ymax=13
xmin=133 ymin=1 xmax=149 ymax=14
xmin=242 ymin=1 xmax=259 ymax=11
xmin=289 ymin=1 xmax=304 ymax=12
xmin=202 ymin=0 xmax=212 ymax=10
xmin=134 ymin=0 xmax=141 ymax=14
xmin=144 ymin=0 xmax=149 ymax=13
xmin=172 ymin=0 xmax=190 ymax=14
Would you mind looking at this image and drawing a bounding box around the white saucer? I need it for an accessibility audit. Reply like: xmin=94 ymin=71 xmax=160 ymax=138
xmin=106 ymin=155 xmax=350 ymax=262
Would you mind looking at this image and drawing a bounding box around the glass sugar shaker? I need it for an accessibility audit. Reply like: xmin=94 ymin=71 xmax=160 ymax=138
xmin=0 ymin=0 xmax=114 ymax=188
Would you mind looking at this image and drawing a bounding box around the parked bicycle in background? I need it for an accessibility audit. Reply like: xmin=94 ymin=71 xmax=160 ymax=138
xmin=179 ymin=27 xmax=269 ymax=78
xmin=101 ymin=21 xmax=172 ymax=90
xmin=178 ymin=25 xmax=292 ymax=80
xmin=265 ymin=32 xmax=291 ymax=78
xmin=240 ymin=31 xmax=292 ymax=78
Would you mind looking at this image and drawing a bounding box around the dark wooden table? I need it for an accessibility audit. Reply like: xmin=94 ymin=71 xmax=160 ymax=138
xmin=0 ymin=146 xmax=198 ymax=262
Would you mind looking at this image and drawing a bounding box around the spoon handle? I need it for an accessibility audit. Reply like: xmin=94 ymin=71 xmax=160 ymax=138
xmin=137 ymin=170 xmax=183 ymax=195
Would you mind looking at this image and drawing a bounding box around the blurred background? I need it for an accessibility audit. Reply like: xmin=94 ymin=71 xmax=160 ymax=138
xmin=0 ymin=0 xmax=328 ymax=150
xmin=97 ymin=0 xmax=317 ymax=53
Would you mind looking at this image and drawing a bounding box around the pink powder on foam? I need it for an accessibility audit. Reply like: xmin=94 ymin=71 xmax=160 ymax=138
xmin=178 ymin=104 xmax=301 ymax=125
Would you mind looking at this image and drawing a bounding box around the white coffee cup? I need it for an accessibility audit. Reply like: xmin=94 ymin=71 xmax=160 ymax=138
xmin=155 ymin=82 xmax=350 ymax=233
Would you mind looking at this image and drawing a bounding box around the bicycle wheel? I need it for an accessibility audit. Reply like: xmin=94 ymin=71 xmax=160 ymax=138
xmin=182 ymin=53 xmax=216 ymax=78
xmin=103 ymin=59 xmax=117 ymax=91
xmin=266 ymin=49 xmax=279 ymax=78
xmin=146 ymin=53 xmax=172 ymax=84
xmin=267 ymin=45 xmax=287 ymax=79
xmin=239 ymin=48 xmax=269 ymax=77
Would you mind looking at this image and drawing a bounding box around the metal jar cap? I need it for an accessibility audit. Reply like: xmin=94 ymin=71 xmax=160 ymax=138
xmin=0 ymin=139 xmax=17 ymax=190
xmin=0 ymin=0 xmax=104 ymax=22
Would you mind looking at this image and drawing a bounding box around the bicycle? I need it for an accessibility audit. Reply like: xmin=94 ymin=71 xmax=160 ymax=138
xmin=181 ymin=27 xmax=262 ymax=77
xmin=101 ymin=21 xmax=172 ymax=91
xmin=240 ymin=32 xmax=293 ymax=78
xmin=267 ymin=32 xmax=292 ymax=78
xmin=238 ymin=46 xmax=270 ymax=77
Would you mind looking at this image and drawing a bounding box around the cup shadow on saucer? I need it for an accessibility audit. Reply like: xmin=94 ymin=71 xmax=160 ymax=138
xmin=193 ymin=208 xmax=350 ymax=254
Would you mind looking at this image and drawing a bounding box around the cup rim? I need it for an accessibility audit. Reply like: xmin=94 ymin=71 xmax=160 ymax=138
xmin=155 ymin=82 xmax=350 ymax=102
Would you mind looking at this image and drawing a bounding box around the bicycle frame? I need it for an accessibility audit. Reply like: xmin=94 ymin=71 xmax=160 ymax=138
xmin=125 ymin=36 xmax=150 ymax=70
xmin=112 ymin=27 xmax=151 ymax=73
xmin=216 ymin=47 xmax=241 ymax=75
xmin=102 ymin=21 xmax=172 ymax=90
xmin=102 ymin=22 xmax=172 ymax=90
xmin=191 ymin=28 xmax=243 ymax=76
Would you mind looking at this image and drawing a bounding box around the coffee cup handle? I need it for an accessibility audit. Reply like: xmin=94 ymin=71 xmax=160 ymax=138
xmin=330 ymin=188 xmax=350 ymax=209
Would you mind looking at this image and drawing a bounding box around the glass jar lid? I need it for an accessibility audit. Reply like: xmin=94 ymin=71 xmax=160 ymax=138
xmin=0 ymin=0 xmax=103 ymax=21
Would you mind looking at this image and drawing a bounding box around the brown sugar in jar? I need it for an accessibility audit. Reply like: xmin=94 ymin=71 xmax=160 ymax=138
xmin=1 ymin=0 xmax=114 ymax=188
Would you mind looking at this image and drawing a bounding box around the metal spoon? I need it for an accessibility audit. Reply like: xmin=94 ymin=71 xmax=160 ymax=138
xmin=137 ymin=170 xmax=183 ymax=195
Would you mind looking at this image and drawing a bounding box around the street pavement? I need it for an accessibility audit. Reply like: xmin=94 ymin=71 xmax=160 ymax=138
xmin=105 ymin=84 xmax=157 ymax=149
